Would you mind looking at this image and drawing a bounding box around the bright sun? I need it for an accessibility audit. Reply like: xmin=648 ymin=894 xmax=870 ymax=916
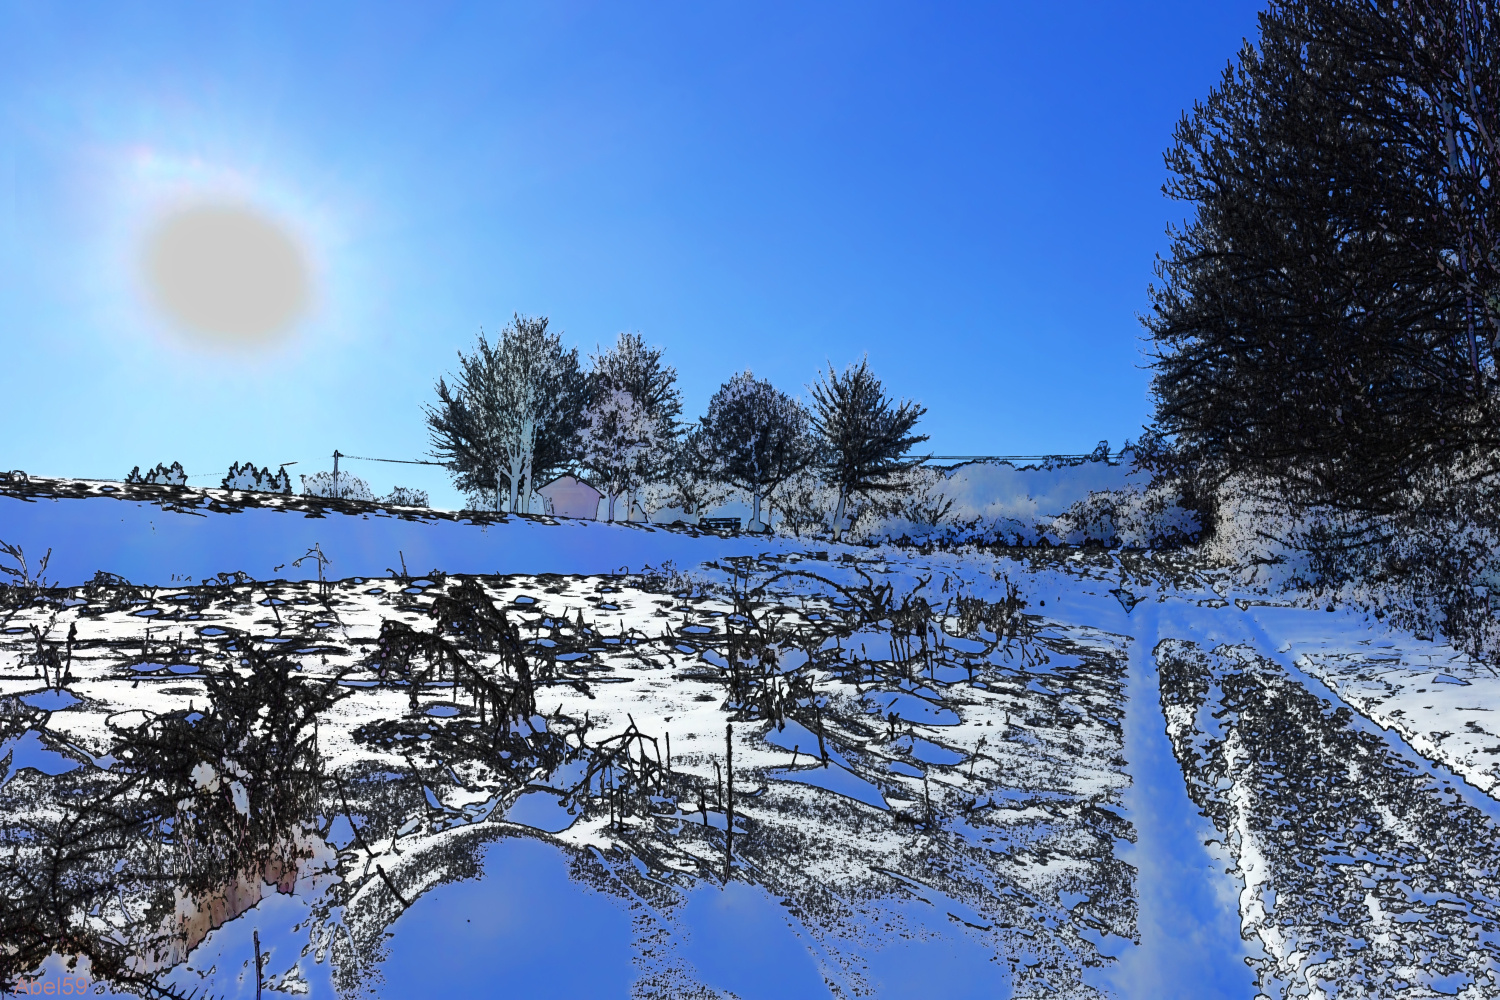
xmin=143 ymin=203 xmax=310 ymax=345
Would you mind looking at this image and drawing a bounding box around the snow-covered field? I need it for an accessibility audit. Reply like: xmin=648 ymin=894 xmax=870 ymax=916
xmin=4 ymin=479 xmax=1500 ymax=999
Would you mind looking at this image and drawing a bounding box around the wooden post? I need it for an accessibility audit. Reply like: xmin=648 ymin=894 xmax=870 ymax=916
xmin=724 ymin=722 xmax=734 ymax=883
xmin=816 ymin=707 xmax=828 ymax=766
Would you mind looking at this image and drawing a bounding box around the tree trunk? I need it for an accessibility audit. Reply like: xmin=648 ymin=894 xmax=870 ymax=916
xmin=751 ymin=491 xmax=764 ymax=531
xmin=831 ymin=488 xmax=848 ymax=542
xmin=504 ymin=417 xmax=535 ymax=515
xmin=518 ymin=418 xmax=536 ymax=513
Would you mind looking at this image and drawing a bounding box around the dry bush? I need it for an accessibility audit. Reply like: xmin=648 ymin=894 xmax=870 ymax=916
xmin=770 ymin=472 xmax=838 ymax=538
xmin=1201 ymin=467 xmax=1500 ymax=662
xmin=1049 ymin=479 xmax=1201 ymax=548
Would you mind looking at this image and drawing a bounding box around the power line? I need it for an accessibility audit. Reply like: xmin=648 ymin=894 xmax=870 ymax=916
xmin=33 ymin=451 xmax=1109 ymax=486
xmin=340 ymin=454 xmax=447 ymax=467
xmin=339 ymin=452 xmax=1104 ymax=467
xmin=926 ymin=454 xmax=1100 ymax=462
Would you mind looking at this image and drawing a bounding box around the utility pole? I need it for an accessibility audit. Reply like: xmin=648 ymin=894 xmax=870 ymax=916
xmin=332 ymin=450 xmax=343 ymax=498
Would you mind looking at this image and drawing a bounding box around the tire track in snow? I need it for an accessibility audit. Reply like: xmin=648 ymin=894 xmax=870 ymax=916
xmin=1064 ymin=590 xmax=1262 ymax=1000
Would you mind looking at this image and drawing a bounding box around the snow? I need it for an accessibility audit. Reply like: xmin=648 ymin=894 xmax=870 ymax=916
xmin=503 ymin=788 xmax=576 ymax=832
xmin=767 ymin=761 xmax=891 ymax=811
xmin=10 ymin=477 xmax=1500 ymax=998
xmin=0 ymin=483 xmax=806 ymax=588
xmin=0 ymin=728 xmax=83 ymax=784
xmin=938 ymin=459 xmax=1147 ymax=526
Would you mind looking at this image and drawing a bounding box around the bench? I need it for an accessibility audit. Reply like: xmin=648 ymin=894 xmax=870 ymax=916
xmin=700 ymin=517 xmax=742 ymax=533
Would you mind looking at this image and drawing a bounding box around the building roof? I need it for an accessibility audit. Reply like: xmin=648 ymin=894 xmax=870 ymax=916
xmin=536 ymin=473 xmax=602 ymax=498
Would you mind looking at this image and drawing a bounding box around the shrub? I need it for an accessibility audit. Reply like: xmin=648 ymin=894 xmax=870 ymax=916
xmin=125 ymin=462 xmax=187 ymax=487
xmin=300 ymin=471 xmax=374 ymax=501
xmin=383 ymin=486 xmax=430 ymax=507
xmin=861 ymin=466 xmax=955 ymax=533
xmin=656 ymin=428 xmax=732 ymax=520
xmin=462 ymin=488 xmax=498 ymax=513
xmin=221 ymin=461 xmax=292 ymax=493
xmin=1199 ymin=470 xmax=1500 ymax=663
xmin=1049 ymin=480 xmax=1201 ymax=549
xmin=771 ymin=472 xmax=839 ymax=538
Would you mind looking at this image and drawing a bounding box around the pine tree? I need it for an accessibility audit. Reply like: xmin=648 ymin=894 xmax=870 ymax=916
xmin=809 ymin=357 xmax=929 ymax=541
xmin=700 ymin=371 xmax=815 ymax=531
xmin=425 ymin=315 xmax=586 ymax=513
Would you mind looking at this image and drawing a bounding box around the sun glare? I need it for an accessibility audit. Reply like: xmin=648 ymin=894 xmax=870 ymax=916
xmin=142 ymin=202 xmax=310 ymax=345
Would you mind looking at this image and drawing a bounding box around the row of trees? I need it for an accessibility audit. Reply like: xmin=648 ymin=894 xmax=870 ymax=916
xmin=1147 ymin=0 xmax=1500 ymax=513
xmin=122 ymin=460 xmax=428 ymax=507
xmin=424 ymin=316 xmax=928 ymax=536
xmin=124 ymin=461 xmax=292 ymax=492
xmin=126 ymin=461 xmax=290 ymax=491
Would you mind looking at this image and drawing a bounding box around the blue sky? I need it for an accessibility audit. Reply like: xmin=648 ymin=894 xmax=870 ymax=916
xmin=0 ymin=2 xmax=1263 ymax=508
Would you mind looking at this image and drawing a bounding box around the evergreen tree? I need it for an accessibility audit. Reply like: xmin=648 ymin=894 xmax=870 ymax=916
xmin=1146 ymin=0 xmax=1500 ymax=513
xmin=808 ymin=357 xmax=929 ymax=541
xmin=700 ymin=371 xmax=815 ymax=531
xmin=425 ymin=315 xmax=586 ymax=512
